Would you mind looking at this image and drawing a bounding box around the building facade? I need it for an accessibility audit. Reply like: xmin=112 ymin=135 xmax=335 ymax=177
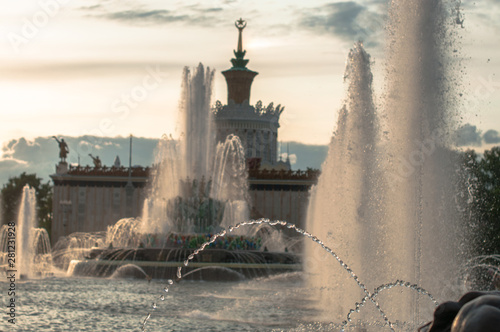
xmin=50 ymin=163 xmax=318 ymax=244
xmin=50 ymin=163 xmax=148 ymax=244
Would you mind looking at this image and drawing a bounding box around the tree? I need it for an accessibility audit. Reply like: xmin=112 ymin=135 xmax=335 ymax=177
xmin=476 ymin=147 xmax=500 ymax=254
xmin=461 ymin=147 xmax=500 ymax=255
xmin=457 ymin=149 xmax=483 ymax=255
xmin=1 ymin=172 xmax=53 ymax=238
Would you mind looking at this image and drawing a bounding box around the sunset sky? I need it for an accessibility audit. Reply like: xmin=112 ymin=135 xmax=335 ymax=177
xmin=1 ymin=0 xmax=500 ymax=159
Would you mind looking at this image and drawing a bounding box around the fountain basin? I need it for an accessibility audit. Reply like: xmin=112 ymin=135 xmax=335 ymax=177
xmin=69 ymin=247 xmax=300 ymax=281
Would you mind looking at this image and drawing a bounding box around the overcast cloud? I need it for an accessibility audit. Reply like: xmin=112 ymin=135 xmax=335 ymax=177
xmin=81 ymin=1 xmax=227 ymax=27
xmin=483 ymin=129 xmax=500 ymax=144
xmin=298 ymin=1 xmax=386 ymax=46
xmin=453 ymin=124 xmax=500 ymax=147
xmin=455 ymin=124 xmax=483 ymax=147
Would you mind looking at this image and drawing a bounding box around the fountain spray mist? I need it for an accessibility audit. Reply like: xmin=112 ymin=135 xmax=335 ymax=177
xmin=382 ymin=0 xmax=464 ymax=321
xmin=141 ymin=64 xmax=215 ymax=234
xmin=211 ymin=134 xmax=249 ymax=232
xmin=14 ymin=185 xmax=53 ymax=278
xmin=17 ymin=185 xmax=37 ymax=278
xmin=306 ymin=42 xmax=383 ymax=322
xmin=140 ymin=64 xmax=249 ymax=235
xmin=179 ymin=63 xmax=216 ymax=180
xmin=306 ymin=0 xmax=465 ymax=327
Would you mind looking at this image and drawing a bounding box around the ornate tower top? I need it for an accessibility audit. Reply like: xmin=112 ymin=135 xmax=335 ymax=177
xmin=222 ymin=18 xmax=258 ymax=105
xmin=214 ymin=19 xmax=284 ymax=166
xmin=232 ymin=18 xmax=249 ymax=69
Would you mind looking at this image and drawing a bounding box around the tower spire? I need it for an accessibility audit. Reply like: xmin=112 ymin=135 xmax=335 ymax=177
xmin=230 ymin=18 xmax=251 ymax=69
xmin=236 ymin=18 xmax=246 ymax=53
xmin=222 ymin=18 xmax=258 ymax=105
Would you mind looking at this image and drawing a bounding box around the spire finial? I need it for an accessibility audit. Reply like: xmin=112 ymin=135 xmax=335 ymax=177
xmin=230 ymin=18 xmax=249 ymax=69
xmin=222 ymin=18 xmax=258 ymax=105
xmin=235 ymin=18 xmax=247 ymax=53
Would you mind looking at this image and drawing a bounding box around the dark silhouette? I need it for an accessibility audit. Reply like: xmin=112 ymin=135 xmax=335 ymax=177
xmin=419 ymin=291 xmax=500 ymax=332
xmin=52 ymin=136 xmax=69 ymax=162
xmin=88 ymin=154 xmax=102 ymax=168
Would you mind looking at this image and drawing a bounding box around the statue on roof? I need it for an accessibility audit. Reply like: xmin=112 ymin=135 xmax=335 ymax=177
xmin=89 ymin=154 xmax=102 ymax=168
xmin=52 ymin=136 xmax=69 ymax=162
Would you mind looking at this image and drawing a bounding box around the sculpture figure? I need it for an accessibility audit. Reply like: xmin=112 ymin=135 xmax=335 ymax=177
xmin=88 ymin=154 xmax=102 ymax=168
xmin=52 ymin=136 xmax=69 ymax=162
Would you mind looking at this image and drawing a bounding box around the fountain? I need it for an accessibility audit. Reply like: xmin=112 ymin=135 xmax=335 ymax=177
xmin=305 ymin=0 xmax=467 ymax=328
xmin=136 ymin=3 xmax=477 ymax=329
xmin=0 ymin=185 xmax=52 ymax=278
xmin=140 ymin=64 xmax=249 ymax=235
xmin=58 ymin=64 xmax=295 ymax=281
xmin=44 ymin=2 xmax=480 ymax=328
xmin=51 ymin=231 xmax=106 ymax=273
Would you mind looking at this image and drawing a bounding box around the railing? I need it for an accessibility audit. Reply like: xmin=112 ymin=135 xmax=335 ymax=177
xmin=67 ymin=165 xmax=151 ymax=177
xmin=66 ymin=165 xmax=319 ymax=181
xmin=248 ymin=168 xmax=320 ymax=181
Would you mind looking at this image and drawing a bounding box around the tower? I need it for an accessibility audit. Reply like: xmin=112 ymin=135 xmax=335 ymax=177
xmin=213 ymin=19 xmax=284 ymax=166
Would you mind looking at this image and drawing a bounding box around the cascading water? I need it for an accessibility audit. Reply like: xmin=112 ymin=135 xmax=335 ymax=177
xmin=13 ymin=185 xmax=52 ymax=278
xmin=180 ymin=63 xmax=216 ymax=180
xmin=381 ymin=0 xmax=466 ymax=323
xmin=140 ymin=64 xmax=216 ymax=234
xmin=51 ymin=231 xmax=106 ymax=272
xmin=18 ymin=185 xmax=37 ymax=278
xmin=306 ymin=41 xmax=384 ymax=323
xmin=211 ymin=134 xmax=249 ymax=232
xmin=140 ymin=64 xmax=250 ymax=236
xmin=306 ymin=0 xmax=465 ymax=328
xmin=59 ymin=65 xmax=254 ymax=278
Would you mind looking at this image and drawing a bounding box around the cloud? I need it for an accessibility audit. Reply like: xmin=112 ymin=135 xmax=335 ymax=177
xmin=454 ymin=124 xmax=483 ymax=147
xmin=80 ymin=4 xmax=102 ymax=11
xmin=298 ymin=1 xmax=386 ymax=46
xmin=86 ymin=3 xmax=226 ymax=27
xmin=286 ymin=142 xmax=329 ymax=170
xmin=483 ymin=130 xmax=500 ymax=144
xmin=461 ymin=0 xmax=500 ymax=29
xmin=0 ymin=159 xmax=31 ymax=182
xmin=2 ymin=137 xmax=44 ymax=162
xmin=105 ymin=10 xmax=189 ymax=24
xmin=453 ymin=124 xmax=500 ymax=147
xmin=279 ymin=153 xmax=297 ymax=165
xmin=0 ymin=136 xmax=159 ymax=186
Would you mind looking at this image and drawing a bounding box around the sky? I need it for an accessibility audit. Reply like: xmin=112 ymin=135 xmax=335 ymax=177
xmin=1 ymin=0 xmax=500 ymax=163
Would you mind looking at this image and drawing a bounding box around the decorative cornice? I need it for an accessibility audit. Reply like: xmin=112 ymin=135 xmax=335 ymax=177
xmin=56 ymin=165 xmax=150 ymax=178
xmin=248 ymin=168 xmax=320 ymax=182
xmin=213 ymin=100 xmax=284 ymax=123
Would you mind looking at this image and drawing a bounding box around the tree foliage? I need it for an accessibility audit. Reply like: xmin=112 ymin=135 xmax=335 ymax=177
xmin=461 ymin=147 xmax=500 ymax=255
xmin=1 ymin=172 xmax=52 ymax=237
